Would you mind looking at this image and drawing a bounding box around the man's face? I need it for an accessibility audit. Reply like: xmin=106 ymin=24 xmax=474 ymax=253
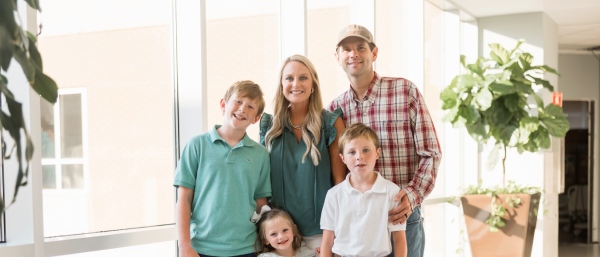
xmin=336 ymin=37 xmax=378 ymax=78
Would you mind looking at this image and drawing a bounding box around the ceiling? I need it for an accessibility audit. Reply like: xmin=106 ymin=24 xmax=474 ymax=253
xmin=446 ymin=0 xmax=600 ymax=54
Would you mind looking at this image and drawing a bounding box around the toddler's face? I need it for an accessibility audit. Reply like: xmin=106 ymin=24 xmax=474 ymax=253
xmin=263 ymin=217 xmax=294 ymax=252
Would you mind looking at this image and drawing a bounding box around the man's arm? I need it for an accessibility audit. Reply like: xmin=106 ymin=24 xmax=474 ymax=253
xmin=319 ymin=230 xmax=335 ymax=257
xmin=176 ymin=186 xmax=199 ymax=257
xmin=392 ymin=231 xmax=407 ymax=257
xmin=406 ymin=84 xmax=441 ymax=206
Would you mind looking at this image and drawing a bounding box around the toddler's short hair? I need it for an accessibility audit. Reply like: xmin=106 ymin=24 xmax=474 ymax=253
xmin=338 ymin=123 xmax=380 ymax=154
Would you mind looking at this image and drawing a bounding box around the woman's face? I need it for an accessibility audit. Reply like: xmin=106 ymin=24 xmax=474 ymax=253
xmin=281 ymin=61 xmax=313 ymax=106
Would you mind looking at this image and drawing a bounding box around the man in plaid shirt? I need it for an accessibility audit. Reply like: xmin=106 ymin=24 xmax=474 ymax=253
xmin=328 ymin=24 xmax=441 ymax=257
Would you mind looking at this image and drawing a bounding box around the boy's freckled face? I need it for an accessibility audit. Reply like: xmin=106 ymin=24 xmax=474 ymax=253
xmin=340 ymin=137 xmax=380 ymax=175
xmin=220 ymin=93 xmax=261 ymax=130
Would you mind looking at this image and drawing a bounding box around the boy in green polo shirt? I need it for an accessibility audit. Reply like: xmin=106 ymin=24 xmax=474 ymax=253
xmin=174 ymin=80 xmax=272 ymax=257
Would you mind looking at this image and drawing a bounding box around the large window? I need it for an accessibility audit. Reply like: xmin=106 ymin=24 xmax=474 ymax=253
xmin=36 ymin=0 xmax=175 ymax=240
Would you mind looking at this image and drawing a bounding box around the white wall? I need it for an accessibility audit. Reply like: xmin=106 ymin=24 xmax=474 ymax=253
xmin=559 ymin=53 xmax=600 ymax=242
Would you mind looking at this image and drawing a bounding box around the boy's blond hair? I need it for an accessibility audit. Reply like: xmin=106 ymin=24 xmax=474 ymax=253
xmin=338 ymin=123 xmax=380 ymax=154
xmin=223 ymin=80 xmax=266 ymax=116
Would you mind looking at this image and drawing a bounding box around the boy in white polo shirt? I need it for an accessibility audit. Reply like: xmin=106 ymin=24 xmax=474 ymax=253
xmin=320 ymin=123 xmax=407 ymax=257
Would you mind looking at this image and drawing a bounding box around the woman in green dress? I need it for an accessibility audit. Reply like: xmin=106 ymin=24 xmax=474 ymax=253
xmin=260 ymin=54 xmax=346 ymax=251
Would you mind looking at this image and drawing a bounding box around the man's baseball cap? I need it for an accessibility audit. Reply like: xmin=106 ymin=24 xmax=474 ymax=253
xmin=336 ymin=24 xmax=375 ymax=47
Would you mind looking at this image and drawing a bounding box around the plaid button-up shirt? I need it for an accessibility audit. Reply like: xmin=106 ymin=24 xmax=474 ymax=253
xmin=328 ymin=72 xmax=441 ymax=208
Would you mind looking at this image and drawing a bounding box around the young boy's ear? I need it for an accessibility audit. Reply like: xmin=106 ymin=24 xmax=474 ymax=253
xmin=251 ymin=113 xmax=262 ymax=124
xmin=376 ymin=148 xmax=381 ymax=159
xmin=339 ymin=153 xmax=345 ymax=162
xmin=219 ymin=98 xmax=226 ymax=113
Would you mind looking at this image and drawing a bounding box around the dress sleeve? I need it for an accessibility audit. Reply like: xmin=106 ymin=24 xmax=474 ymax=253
xmin=324 ymin=108 xmax=343 ymax=146
xmin=259 ymin=113 xmax=273 ymax=146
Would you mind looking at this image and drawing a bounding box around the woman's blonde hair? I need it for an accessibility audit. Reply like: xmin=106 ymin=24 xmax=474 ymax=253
xmin=264 ymin=54 xmax=324 ymax=165
xmin=255 ymin=209 xmax=303 ymax=253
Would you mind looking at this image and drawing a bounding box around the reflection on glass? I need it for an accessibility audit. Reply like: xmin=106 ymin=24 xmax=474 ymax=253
xmin=62 ymin=164 xmax=84 ymax=189
xmin=41 ymin=99 xmax=56 ymax=158
xmin=43 ymin=165 xmax=57 ymax=189
xmin=60 ymin=94 xmax=83 ymax=158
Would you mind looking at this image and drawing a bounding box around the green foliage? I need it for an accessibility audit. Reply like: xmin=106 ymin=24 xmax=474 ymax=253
xmin=440 ymin=40 xmax=570 ymax=179
xmin=0 ymin=0 xmax=58 ymax=214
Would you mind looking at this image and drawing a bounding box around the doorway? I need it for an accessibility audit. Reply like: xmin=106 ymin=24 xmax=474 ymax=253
xmin=559 ymin=100 xmax=595 ymax=244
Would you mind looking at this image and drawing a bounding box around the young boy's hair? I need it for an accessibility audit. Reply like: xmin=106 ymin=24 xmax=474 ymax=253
xmin=255 ymin=208 xmax=303 ymax=253
xmin=223 ymin=80 xmax=266 ymax=116
xmin=338 ymin=123 xmax=380 ymax=154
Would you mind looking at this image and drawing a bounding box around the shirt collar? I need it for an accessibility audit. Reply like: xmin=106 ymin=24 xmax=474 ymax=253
xmin=208 ymin=125 xmax=255 ymax=148
xmin=348 ymin=72 xmax=380 ymax=103
xmin=342 ymin=172 xmax=387 ymax=194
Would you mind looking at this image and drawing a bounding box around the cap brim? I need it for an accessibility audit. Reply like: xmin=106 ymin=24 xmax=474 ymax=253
xmin=336 ymin=35 xmax=374 ymax=47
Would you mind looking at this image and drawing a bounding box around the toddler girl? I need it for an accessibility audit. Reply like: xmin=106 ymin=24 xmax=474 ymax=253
xmin=256 ymin=208 xmax=315 ymax=257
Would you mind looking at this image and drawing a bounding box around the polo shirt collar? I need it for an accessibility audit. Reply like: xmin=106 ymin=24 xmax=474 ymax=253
xmin=208 ymin=125 xmax=256 ymax=147
xmin=342 ymin=172 xmax=387 ymax=194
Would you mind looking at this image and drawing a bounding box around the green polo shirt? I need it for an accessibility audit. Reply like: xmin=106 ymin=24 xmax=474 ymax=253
xmin=174 ymin=125 xmax=271 ymax=256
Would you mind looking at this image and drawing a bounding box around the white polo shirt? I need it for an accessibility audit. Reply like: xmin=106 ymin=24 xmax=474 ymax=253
xmin=320 ymin=173 xmax=406 ymax=257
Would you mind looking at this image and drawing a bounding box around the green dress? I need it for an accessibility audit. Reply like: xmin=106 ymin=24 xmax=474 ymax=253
xmin=259 ymin=108 xmax=343 ymax=236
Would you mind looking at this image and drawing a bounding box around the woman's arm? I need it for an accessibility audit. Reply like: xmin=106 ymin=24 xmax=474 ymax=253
xmin=328 ymin=117 xmax=347 ymax=185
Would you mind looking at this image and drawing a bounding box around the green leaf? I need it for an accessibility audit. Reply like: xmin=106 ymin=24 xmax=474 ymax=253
xmin=531 ymin=65 xmax=560 ymax=76
xmin=541 ymin=116 xmax=570 ymax=137
xmin=489 ymin=80 xmax=515 ymax=95
xmin=440 ymin=86 xmax=458 ymax=110
xmin=0 ymin=25 xmax=15 ymax=71
xmin=456 ymin=74 xmax=479 ymax=90
xmin=33 ymin=72 xmax=59 ymax=104
xmin=532 ymin=127 xmax=551 ymax=149
xmin=489 ymin=43 xmax=510 ymax=65
xmin=443 ymin=106 xmax=459 ymax=123
xmin=541 ymin=104 xmax=570 ymax=137
xmin=531 ymin=94 xmax=544 ymax=109
xmin=14 ymin=47 xmax=36 ymax=81
xmin=466 ymin=120 xmax=489 ymax=142
xmin=27 ymin=32 xmax=43 ymax=71
xmin=474 ymin=88 xmax=493 ymax=111
xmin=527 ymin=74 xmax=554 ymax=91
xmin=520 ymin=117 xmax=540 ymax=132
xmin=519 ymin=52 xmax=533 ymax=71
xmin=459 ymin=105 xmax=480 ymax=123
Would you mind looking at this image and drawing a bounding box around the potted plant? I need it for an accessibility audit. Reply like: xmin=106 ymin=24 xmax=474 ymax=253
xmin=440 ymin=40 xmax=570 ymax=257
xmin=0 ymin=0 xmax=58 ymax=219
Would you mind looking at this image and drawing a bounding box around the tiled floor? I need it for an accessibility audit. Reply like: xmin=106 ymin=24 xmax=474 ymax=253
xmin=559 ymin=243 xmax=600 ymax=257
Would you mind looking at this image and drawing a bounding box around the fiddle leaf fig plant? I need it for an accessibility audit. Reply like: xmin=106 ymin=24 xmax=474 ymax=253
xmin=0 ymin=0 xmax=58 ymax=214
xmin=440 ymin=40 xmax=570 ymax=185
xmin=441 ymin=40 xmax=569 ymax=232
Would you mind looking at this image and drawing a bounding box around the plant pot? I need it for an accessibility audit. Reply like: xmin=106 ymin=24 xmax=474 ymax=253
xmin=461 ymin=192 xmax=541 ymax=257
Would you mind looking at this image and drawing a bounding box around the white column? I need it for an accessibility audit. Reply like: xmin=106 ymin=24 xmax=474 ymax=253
xmin=173 ymin=0 xmax=207 ymax=152
xmin=279 ymin=0 xmax=306 ymax=62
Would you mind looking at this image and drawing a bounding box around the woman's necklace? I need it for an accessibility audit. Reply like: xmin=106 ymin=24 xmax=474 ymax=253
xmin=288 ymin=116 xmax=303 ymax=130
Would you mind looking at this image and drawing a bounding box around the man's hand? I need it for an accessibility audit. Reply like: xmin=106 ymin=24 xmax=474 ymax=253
xmin=388 ymin=190 xmax=412 ymax=225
